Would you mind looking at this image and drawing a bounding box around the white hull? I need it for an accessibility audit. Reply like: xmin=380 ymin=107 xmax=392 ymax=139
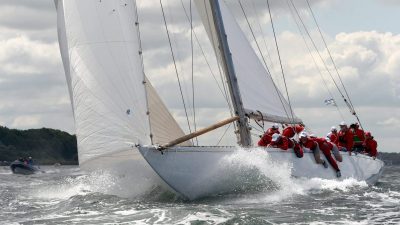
xmin=138 ymin=146 xmax=384 ymax=200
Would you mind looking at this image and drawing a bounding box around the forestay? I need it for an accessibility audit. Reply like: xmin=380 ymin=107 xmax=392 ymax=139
xmin=55 ymin=0 xmax=188 ymax=166
xmin=195 ymin=0 xmax=302 ymax=124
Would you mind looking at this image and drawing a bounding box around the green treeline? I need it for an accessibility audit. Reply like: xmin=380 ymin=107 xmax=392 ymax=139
xmin=0 ymin=126 xmax=78 ymax=165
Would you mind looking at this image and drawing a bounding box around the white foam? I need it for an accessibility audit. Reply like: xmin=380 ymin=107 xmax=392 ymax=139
xmin=114 ymin=209 xmax=138 ymax=216
xmin=32 ymin=170 xmax=120 ymax=200
xmin=219 ymin=148 xmax=370 ymax=204
xmin=175 ymin=211 xmax=233 ymax=225
xmin=364 ymin=190 xmax=400 ymax=206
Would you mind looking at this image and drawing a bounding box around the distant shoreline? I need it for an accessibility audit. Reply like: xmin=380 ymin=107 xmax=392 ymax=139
xmin=1 ymin=126 xmax=399 ymax=166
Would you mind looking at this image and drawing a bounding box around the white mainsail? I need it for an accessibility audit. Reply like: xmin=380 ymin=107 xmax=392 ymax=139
xmin=55 ymin=0 xmax=187 ymax=166
xmin=195 ymin=0 xmax=301 ymax=124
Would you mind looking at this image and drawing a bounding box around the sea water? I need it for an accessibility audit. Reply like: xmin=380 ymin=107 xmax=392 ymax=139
xmin=1 ymin=151 xmax=399 ymax=224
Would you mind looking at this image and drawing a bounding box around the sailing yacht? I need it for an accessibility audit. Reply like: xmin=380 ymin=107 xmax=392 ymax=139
xmin=55 ymin=0 xmax=384 ymax=200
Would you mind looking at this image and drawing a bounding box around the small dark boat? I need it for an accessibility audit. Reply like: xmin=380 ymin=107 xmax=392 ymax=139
xmin=10 ymin=161 xmax=40 ymax=175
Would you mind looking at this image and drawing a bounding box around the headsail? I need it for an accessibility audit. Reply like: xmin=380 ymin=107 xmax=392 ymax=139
xmin=146 ymin=78 xmax=191 ymax=146
xmin=55 ymin=0 xmax=188 ymax=165
xmin=195 ymin=0 xmax=302 ymax=124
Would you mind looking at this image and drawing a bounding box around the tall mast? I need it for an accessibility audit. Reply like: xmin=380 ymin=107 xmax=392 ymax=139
xmin=209 ymin=0 xmax=251 ymax=146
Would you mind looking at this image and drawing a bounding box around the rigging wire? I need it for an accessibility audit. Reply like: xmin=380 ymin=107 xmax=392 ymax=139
xmin=286 ymin=0 xmax=345 ymax=121
xmin=305 ymin=0 xmax=364 ymax=129
xmin=250 ymin=0 xmax=276 ymax=76
xmin=201 ymin=0 xmax=237 ymax=132
xmin=181 ymin=0 xmax=231 ymax=104
xmin=266 ymin=0 xmax=296 ymax=124
xmin=202 ymin=1 xmax=234 ymax=106
xmin=159 ymin=0 xmax=193 ymax=136
xmin=216 ymin=123 xmax=232 ymax=146
xmin=189 ymin=0 xmax=198 ymax=145
xmin=179 ymin=0 xmax=237 ymax=142
xmin=238 ymin=1 xmax=272 ymax=75
xmin=288 ymin=0 xmax=354 ymax=113
xmin=238 ymin=0 xmax=292 ymax=122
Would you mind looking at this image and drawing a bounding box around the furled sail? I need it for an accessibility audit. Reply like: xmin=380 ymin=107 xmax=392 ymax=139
xmin=55 ymin=0 xmax=187 ymax=166
xmin=195 ymin=0 xmax=302 ymax=124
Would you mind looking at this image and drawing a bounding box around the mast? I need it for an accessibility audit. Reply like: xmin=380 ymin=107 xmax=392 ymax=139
xmin=209 ymin=0 xmax=252 ymax=146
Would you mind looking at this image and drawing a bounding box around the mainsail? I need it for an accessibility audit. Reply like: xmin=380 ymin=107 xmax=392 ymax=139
xmin=195 ymin=0 xmax=302 ymax=124
xmin=55 ymin=0 xmax=188 ymax=166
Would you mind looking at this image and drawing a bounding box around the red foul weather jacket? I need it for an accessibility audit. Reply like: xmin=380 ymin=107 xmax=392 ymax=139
xmin=338 ymin=130 xmax=354 ymax=151
xmin=258 ymin=134 xmax=272 ymax=146
xmin=269 ymin=136 xmax=289 ymax=150
xmin=365 ymin=138 xmax=378 ymax=157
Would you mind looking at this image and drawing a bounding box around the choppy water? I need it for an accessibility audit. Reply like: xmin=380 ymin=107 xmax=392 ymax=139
xmin=1 ymin=157 xmax=399 ymax=224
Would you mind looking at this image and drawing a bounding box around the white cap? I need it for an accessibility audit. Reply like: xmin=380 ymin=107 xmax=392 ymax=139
xmin=331 ymin=126 xmax=337 ymax=132
xmin=339 ymin=121 xmax=347 ymax=126
xmin=271 ymin=133 xmax=281 ymax=141
xmin=299 ymin=131 xmax=308 ymax=138
xmin=309 ymin=133 xmax=317 ymax=138
xmin=272 ymin=123 xmax=279 ymax=129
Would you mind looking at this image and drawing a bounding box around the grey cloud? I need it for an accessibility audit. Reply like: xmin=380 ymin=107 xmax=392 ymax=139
xmin=0 ymin=4 xmax=55 ymax=31
xmin=379 ymin=0 xmax=400 ymax=6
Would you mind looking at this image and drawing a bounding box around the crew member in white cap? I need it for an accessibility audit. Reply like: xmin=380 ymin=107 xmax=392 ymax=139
xmin=268 ymin=133 xmax=289 ymax=150
xmin=299 ymin=132 xmax=328 ymax=168
xmin=327 ymin=126 xmax=338 ymax=146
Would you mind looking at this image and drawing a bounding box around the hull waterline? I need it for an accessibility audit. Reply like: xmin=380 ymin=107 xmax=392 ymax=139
xmin=139 ymin=146 xmax=384 ymax=200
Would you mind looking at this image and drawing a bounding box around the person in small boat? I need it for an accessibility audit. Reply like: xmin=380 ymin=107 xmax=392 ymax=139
xmin=28 ymin=157 xmax=33 ymax=165
xmin=364 ymin=132 xmax=378 ymax=159
xmin=268 ymin=133 xmax=289 ymax=150
xmin=338 ymin=122 xmax=354 ymax=155
xmin=258 ymin=123 xmax=280 ymax=146
xmin=309 ymin=136 xmax=342 ymax=177
xmin=327 ymin=126 xmax=339 ymax=146
xmin=350 ymin=122 xmax=365 ymax=153
xmin=299 ymin=132 xmax=327 ymax=168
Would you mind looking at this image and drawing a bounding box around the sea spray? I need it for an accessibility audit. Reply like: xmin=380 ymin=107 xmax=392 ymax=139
xmin=214 ymin=148 xmax=370 ymax=203
xmin=32 ymin=169 xmax=165 ymax=200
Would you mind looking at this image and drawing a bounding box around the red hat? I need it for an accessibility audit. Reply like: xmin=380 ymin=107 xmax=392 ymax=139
xmin=365 ymin=132 xmax=372 ymax=137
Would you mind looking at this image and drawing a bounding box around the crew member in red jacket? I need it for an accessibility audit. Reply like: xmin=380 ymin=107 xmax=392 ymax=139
xmin=299 ymin=132 xmax=327 ymax=167
xmin=351 ymin=122 xmax=365 ymax=153
xmin=325 ymin=137 xmax=343 ymax=162
xmin=281 ymin=124 xmax=304 ymax=158
xmin=310 ymin=136 xmax=341 ymax=177
xmin=268 ymin=133 xmax=289 ymax=150
xmin=328 ymin=126 xmax=339 ymax=146
xmin=282 ymin=124 xmax=304 ymax=138
xmin=267 ymin=123 xmax=280 ymax=135
xmin=258 ymin=133 xmax=272 ymax=146
xmin=364 ymin=132 xmax=378 ymax=159
xmin=338 ymin=122 xmax=354 ymax=155
xmin=258 ymin=123 xmax=280 ymax=146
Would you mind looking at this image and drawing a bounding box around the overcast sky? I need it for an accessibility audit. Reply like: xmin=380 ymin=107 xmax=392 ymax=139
xmin=0 ymin=0 xmax=399 ymax=152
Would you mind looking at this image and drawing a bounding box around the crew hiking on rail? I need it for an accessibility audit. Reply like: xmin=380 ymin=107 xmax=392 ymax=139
xmin=257 ymin=122 xmax=379 ymax=177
